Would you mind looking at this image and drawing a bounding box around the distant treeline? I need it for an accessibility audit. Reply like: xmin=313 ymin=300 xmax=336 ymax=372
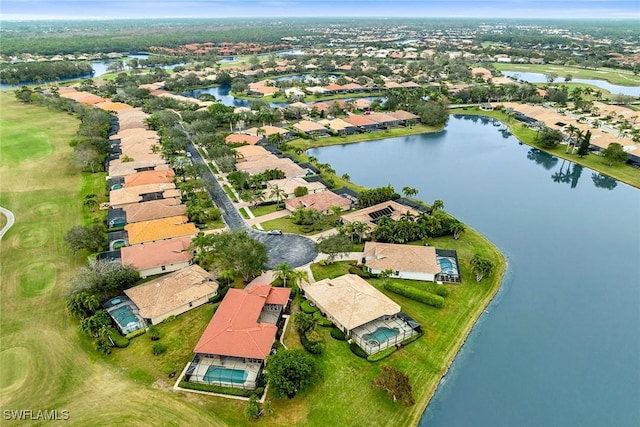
xmin=0 ymin=62 xmax=94 ymax=85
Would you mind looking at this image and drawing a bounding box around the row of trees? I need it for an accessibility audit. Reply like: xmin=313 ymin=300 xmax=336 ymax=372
xmin=0 ymin=61 xmax=93 ymax=85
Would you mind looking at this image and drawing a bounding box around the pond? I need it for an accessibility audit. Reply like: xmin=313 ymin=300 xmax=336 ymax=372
xmin=502 ymin=71 xmax=640 ymax=97
xmin=308 ymin=115 xmax=640 ymax=427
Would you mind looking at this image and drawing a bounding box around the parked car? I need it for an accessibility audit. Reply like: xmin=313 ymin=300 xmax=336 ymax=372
xmin=267 ymin=229 xmax=282 ymax=235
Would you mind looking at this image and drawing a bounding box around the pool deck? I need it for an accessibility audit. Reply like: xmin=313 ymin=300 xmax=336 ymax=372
xmin=190 ymin=356 xmax=261 ymax=389
xmin=352 ymin=317 xmax=417 ymax=355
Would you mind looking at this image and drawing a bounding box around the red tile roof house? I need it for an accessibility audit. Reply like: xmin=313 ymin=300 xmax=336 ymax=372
xmin=184 ymin=285 xmax=291 ymax=390
xmin=224 ymin=133 xmax=264 ymax=146
xmin=344 ymin=114 xmax=381 ymax=132
xmin=121 ymin=236 xmax=194 ymax=278
xmin=285 ymin=190 xmax=352 ymax=214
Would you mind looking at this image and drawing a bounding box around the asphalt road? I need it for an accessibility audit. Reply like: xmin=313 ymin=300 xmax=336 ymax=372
xmin=185 ymin=140 xmax=317 ymax=269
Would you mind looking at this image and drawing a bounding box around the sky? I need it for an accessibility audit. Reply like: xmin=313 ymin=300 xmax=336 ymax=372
xmin=1 ymin=0 xmax=638 ymax=20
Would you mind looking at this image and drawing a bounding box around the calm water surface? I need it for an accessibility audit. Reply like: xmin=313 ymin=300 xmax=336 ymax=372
xmin=309 ymin=115 xmax=640 ymax=427
xmin=502 ymin=71 xmax=640 ymax=96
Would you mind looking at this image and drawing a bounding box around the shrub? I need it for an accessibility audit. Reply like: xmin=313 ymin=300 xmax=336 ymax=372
xmin=432 ymin=286 xmax=450 ymax=297
xmin=245 ymin=394 xmax=262 ymax=421
xmin=350 ymin=341 xmax=368 ymax=358
xmin=125 ymin=328 xmax=146 ymax=339
xmin=301 ymin=331 xmax=323 ymax=354
xmin=367 ymin=346 xmax=397 ymax=362
xmin=209 ymin=285 xmax=230 ymax=303
xmin=300 ymin=225 xmax=314 ymax=233
xmin=401 ymin=331 xmax=423 ymax=346
xmin=348 ymin=265 xmax=371 ymax=279
xmin=107 ymin=327 xmax=130 ymax=348
xmin=163 ymin=315 xmax=177 ymax=323
xmin=300 ymin=299 xmax=319 ymax=314
xmin=384 ymin=281 xmax=445 ymax=308
xmin=312 ymin=311 xmax=333 ymax=327
xmin=148 ymin=325 xmax=161 ymax=341
xmin=330 ymin=328 xmax=346 ymax=341
xmin=152 ymin=342 xmax=167 ymax=355
xmin=179 ymin=381 xmax=263 ymax=397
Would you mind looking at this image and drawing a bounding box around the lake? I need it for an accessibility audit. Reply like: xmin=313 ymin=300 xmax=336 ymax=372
xmin=308 ymin=115 xmax=640 ymax=427
xmin=502 ymin=71 xmax=640 ymax=97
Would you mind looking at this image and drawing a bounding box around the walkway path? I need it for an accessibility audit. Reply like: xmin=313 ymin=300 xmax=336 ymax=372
xmin=0 ymin=206 xmax=15 ymax=240
xmin=185 ymin=140 xmax=317 ymax=269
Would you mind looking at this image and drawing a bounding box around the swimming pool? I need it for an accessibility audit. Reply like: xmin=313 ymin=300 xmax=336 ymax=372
xmin=437 ymin=257 xmax=458 ymax=275
xmin=363 ymin=327 xmax=400 ymax=345
xmin=204 ymin=366 xmax=248 ymax=384
xmin=109 ymin=305 xmax=144 ymax=334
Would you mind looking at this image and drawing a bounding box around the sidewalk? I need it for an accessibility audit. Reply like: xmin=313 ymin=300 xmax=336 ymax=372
xmin=246 ymin=209 xmax=291 ymax=227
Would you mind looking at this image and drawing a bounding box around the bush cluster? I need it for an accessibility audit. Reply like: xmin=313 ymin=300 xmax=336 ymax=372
xmin=300 ymin=299 xmax=319 ymax=314
xmin=348 ymin=265 xmax=372 ymax=279
xmin=312 ymin=311 xmax=333 ymax=327
xmin=350 ymin=342 xmax=368 ymax=358
xmin=125 ymin=328 xmax=147 ymax=339
xmin=152 ymin=342 xmax=167 ymax=355
xmin=330 ymin=328 xmax=346 ymax=341
xmin=300 ymin=331 xmax=323 ymax=354
xmin=384 ymin=281 xmax=445 ymax=308
xmin=108 ymin=328 xmax=130 ymax=348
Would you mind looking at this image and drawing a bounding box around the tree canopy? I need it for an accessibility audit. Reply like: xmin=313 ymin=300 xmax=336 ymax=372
xmin=267 ymin=349 xmax=317 ymax=399
xmin=371 ymin=365 xmax=415 ymax=407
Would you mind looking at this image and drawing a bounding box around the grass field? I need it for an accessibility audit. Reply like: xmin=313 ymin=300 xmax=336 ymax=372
xmin=0 ymin=93 xmax=233 ymax=426
xmin=493 ymin=63 xmax=640 ymax=86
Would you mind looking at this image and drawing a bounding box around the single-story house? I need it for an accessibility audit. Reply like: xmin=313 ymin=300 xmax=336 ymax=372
xmin=285 ymin=190 xmax=352 ymax=214
xmin=301 ymin=274 xmax=419 ymax=355
xmin=124 ymin=265 xmax=218 ymax=325
xmin=264 ymin=177 xmax=326 ymax=200
xmin=236 ymin=157 xmax=307 ymax=178
xmin=362 ymin=241 xmax=441 ymax=282
xmin=125 ymin=215 xmax=198 ymax=245
xmin=318 ymin=118 xmax=360 ymax=135
xmin=109 ymin=183 xmax=181 ymax=209
xmin=387 ymin=110 xmax=420 ymax=125
xmin=244 ymin=125 xmax=292 ymax=140
xmin=341 ymin=200 xmax=421 ymax=230
xmin=225 ymin=133 xmax=264 ymax=146
xmin=343 ymin=114 xmax=380 ymax=131
xmin=124 ymin=170 xmax=175 ymax=188
xmin=187 ymin=285 xmax=291 ymax=389
xmin=121 ymin=236 xmax=194 ymax=278
xmin=367 ymin=112 xmax=403 ymax=128
xmin=108 ymin=160 xmax=170 ymax=179
xmin=235 ymin=145 xmax=272 ymax=162
xmin=293 ymin=120 xmax=331 ymax=136
xmin=122 ymin=199 xmax=187 ymax=224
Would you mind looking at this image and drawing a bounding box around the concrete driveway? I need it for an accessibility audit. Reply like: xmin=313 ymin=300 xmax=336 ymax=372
xmin=186 ymin=141 xmax=317 ymax=269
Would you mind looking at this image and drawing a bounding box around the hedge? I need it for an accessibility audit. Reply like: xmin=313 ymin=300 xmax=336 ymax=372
xmin=179 ymin=381 xmax=264 ymax=397
xmin=125 ymin=328 xmax=146 ymax=339
xmin=209 ymin=285 xmax=230 ymax=304
xmin=300 ymin=299 xmax=319 ymax=314
xmin=348 ymin=266 xmax=371 ymax=279
xmin=366 ymin=346 xmax=397 ymax=362
xmin=107 ymin=327 xmax=130 ymax=348
xmin=152 ymin=342 xmax=167 ymax=355
xmin=330 ymin=328 xmax=346 ymax=341
xmin=349 ymin=342 xmax=368 ymax=358
xmin=300 ymin=331 xmax=323 ymax=354
xmin=401 ymin=331 xmax=423 ymax=346
xmin=385 ymin=281 xmax=445 ymax=308
xmin=312 ymin=311 xmax=333 ymax=327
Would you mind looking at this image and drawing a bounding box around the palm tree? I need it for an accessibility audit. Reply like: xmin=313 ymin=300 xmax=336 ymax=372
xmin=269 ymin=185 xmax=286 ymax=208
xmin=431 ymin=199 xmax=444 ymax=212
xmin=564 ymin=124 xmax=578 ymax=153
xmin=470 ymin=254 xmax=494 ymax=282
xmin=402 ymin=186 xmax=418 ymax=198
xmin=289 ymin=269 xmax=309 ymax=294
xmin=341 ymin=173 xmax=350 ymax=182
xmin=450 ymin=221 xmax=465 ymax=240
xmin=274 ymin=262 xmax=293 ymax=287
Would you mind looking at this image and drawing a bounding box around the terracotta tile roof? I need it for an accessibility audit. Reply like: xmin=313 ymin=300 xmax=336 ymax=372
xmin=344 ymin=115 xmax=378 ymax=127
xmin=124 ymin=265 xmax=218 ymax=321
xmin=367 ymin=112 xmax=401 ymax=124
xmin=236 ymin=157 xmax=306 ymax=178
xmin=286 ymin=190 xmax=352 ymax=213
xmin=301 ymin=274 xmax=400 ymax=332
xmin=341 ymin=200 xmax=421 ymax=230
xmin=265 ymin=177 xmax=326 ymax=198
xmin=124 ymin=170 xmax=175 ymax=187
xmin=122 ymin=199 xmax=186 ymax=223
xmin=225 ymin=134 xmax=263 ymax=145
xmin=121 ymin=237 xmax=193 ymax=271
xmin=363 ymin=242 xmax=440 ymax=275
xmin=293 ymin=120 xmax=328 ymax=133
xmin=235 ymin=145 xmax=271 ymax=160
xmin=125 ymin=216 xmax=198 ymax=245
xmin=108 ymin=161 xmax=170 ymax=178
xmin=388 ymin=110 xmax=420 ymax=121
xmin=245 ymin=125 xmax=290 ymax=137
xmin=193 ymin=285 xmax=291 ymax=360
xmin=318 ymin=118 xmax=357 ymax=132
xmin=109 ymin=183 xmax=179 ymax=207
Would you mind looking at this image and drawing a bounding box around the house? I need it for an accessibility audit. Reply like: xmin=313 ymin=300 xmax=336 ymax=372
xmin=341 ymin=200 xmax=420 ymax=231
xmin=362 ymin=242 xmax=441 ymax=282
xmin=125 ymin=215 xmax=198 ymax=245
xmin=285 ymin=190 xmax=352 ymax=214
xmin=109 ymin=183 xmax=181 ymax=209
xmin=387 ymin=110 xmax=420 ymax=125
xmin=264 ymin=177 xmax=326 ymax=200
xmin=343 ymin=114 xmax=380 ymax=132
xmin=121 ymin=236 xmax=194 ymax=278
xmin=186 ymin=285 xmax=291 ymax=389
xmin=244 ymin=125 xmax=292 ymax=140
xmin=124 ymin=265 xmax=218 ymax=325
xmin=124 ymin=170 xmax=175 ymax=188
xmin=293 ymin=120 xmax=330 ymax=136
xmin=108 ymin=160 xmax=170 ymax=179
xmin=236 ymin=157 xmax=307 ymax=178
xmin=333 ymin=187 xmax=359 ymax=205
xmin=301 ymin=274 xmax=419 ymax=355
xmin=318 ymin=118 xmax=360 ymax=135
xmin=122 ymin=199 xmax=187 ymax=224
xmin=235 ymin=145 xmax=272 ymax=162
xmin=367 ymin=112 xmax=403 ymax=128
xmin=225 ymin=134 xmax=263 ymax=146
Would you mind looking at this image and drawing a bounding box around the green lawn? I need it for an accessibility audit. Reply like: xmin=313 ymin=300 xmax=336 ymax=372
xmin=222 ymin=184 xmax=238 ymax=202
xmin=493 ymin=63 xmax=640 ymax=86
xmin=261 ymin=214 xmax=340 ymax=235
xmin=269 ymin=230 xmax=505 ymax=426
xmin=458 ymin=107 xmax=640 ymax=189
xmin=250 ymin=203 xmax=282 ymax=217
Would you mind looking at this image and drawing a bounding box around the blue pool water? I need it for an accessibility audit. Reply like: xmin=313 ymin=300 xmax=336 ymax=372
xmin=438 ymin=258 xmax=457 ymax=275
xmin=109 ymin=305 xmax=144 ymax=334
xmin=363 ymin=327 xmax=399 ymax=344
xmin=204 ymin=366 xmax=248 ymax=384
